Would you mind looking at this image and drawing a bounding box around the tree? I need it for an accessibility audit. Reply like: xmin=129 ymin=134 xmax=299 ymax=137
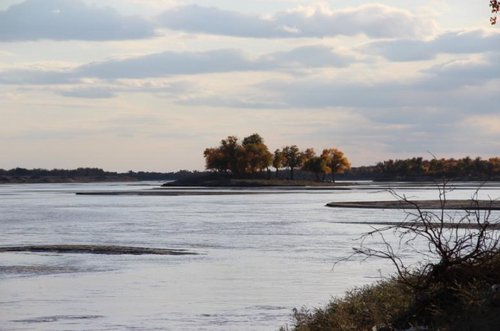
xmin=273 ymin=149 xmax=285 ymax=178
xmin=214 ymin=136 xmax=242 ymax=176
xmin=492 ymin=0 xmax=499 ymax=24
xmin=321 ymin=148 xmax=351 ymax=182
xmin=301 ymin=148 xmax=316 ymax=163
xmin=240 ymin=133 xmax=272 ymax=174
xmin=282 ymin=145 xmax=304 ymax=180
xmin=203 ymin=134 xmax=272 ymax=177
xmin=302 ymin=156 xmax=328 ymax=181
xmin=203 ymin=148 xmax=227 ymax=173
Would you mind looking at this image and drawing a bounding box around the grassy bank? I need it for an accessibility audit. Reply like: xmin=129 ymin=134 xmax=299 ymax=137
xmin=283 ymin=252 xmax=500 ymax=331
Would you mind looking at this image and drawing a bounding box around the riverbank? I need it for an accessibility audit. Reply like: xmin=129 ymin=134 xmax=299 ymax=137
xmin=285 ymin=252 xmax=500 ymax=331
xmin=162 ymin=177 xmax=353 ymax=187
xmin=327 ymin=199 xmax=500 ymax=210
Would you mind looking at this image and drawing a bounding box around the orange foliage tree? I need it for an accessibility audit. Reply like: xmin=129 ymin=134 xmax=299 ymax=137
xmin=321 ymin=148 xmax=351 ymax=182
xmin=204 ymin=134 xmax=272 ymax=177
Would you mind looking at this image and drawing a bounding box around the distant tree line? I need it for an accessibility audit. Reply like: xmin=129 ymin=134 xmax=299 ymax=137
xmin=203 ymin=133 xmax=351 ymax=182
xmin=339 ymin=157 xmax=500 ymax=181
xmin=2 ymin=156 xmax=499 ymax=184
xmin=0 ymin=167 xmax=204 ymax=183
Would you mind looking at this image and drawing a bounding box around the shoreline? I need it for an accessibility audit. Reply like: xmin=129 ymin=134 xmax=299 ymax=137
xmin=326 ymin=199 xmax=500 ymax=210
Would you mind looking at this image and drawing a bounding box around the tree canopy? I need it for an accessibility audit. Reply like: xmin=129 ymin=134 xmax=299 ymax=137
xmin=204 ymin=133 xmax=351 ymax=181
xmin=203 ymin=134 xmax=272 ymax=176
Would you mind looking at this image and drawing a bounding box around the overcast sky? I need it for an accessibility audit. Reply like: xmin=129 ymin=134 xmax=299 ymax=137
xmin=0 ymin=0 xmax=499 ymax=171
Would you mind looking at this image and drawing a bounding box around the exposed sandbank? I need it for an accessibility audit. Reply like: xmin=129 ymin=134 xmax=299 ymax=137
xmin=326 ymin=200 xmax=500 ymax=210
xmin=0 ymin=244 xmax=197 ymax=255
xmin=336 ymin=221 xmax=500 ymax=229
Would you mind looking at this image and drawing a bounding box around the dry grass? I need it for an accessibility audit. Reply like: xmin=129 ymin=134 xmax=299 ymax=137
xmin=283 ymin=253 xmax=500 ymax=331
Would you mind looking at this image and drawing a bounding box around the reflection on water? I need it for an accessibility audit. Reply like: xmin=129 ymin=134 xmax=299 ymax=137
xmin=1 ymin=181 xmax=499 ymax=330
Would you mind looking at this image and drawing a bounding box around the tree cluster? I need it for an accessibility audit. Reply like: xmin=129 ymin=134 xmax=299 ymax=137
xmin=374 ymin=156 xmax=500 ymax=180
xmin=203 ymin=134 xmax=350 ymax=181
xmin=274 ymin=146 xmax=351 ymax=182
xmin=203 ymin=134 xmax=273 ymax=177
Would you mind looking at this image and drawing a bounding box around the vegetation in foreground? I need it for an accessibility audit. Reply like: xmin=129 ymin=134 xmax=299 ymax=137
xmin=283 ymin=186 xmax=500 ymax=331
xmin=286 ymin=255 xmax=500 ymax=331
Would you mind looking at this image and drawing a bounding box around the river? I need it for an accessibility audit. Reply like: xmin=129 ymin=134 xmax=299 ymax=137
xmin=1 ymin=181 xmax=499 ymax=330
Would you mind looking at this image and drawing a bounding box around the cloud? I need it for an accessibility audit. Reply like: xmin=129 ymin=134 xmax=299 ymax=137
xmin=365 ymin=29 xmax=500 ymax=61
xmin=58 ymin=87 xmax=116 ymax=99
xmin=422 ymin=54 xmax=500 ymax=84
xmin=158 ymin=4 xmax=432 ymax=39
xmin=77 ymin=49 xmax=255 ymax=78
xmin=0 ymin=0 xmax=156 ymax=41
xmin=0 ymin=45 xmax=353 ymax=85
xmin=256 ymin=75 xmax=499 ymax=113
xmin=462 ymin=115 xmax=500 ymax=135
xmin=0 ymin=68 xmax=77 ymax=84
xmin=242 ymin=52 xmax=500 ymax=112
xmin=261 ymin=45 xmax=352 ymax=68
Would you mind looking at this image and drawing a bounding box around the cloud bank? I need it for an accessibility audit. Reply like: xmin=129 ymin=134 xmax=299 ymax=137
xmin=366 ymin=29 xmax=500 ymax=61
xmin=0 ymin=45 xmax=353 ymax=84
xmin=158 ymin=4 xmax=432 ymax=39
xmin=0 ymin=0 xmax=155 ymax=41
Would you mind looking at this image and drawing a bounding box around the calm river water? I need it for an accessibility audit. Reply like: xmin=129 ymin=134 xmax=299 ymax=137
xmin=1 ymin=181 xmax=499 ymax=330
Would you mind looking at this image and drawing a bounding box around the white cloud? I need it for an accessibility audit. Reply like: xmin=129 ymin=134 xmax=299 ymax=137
xmin=0 ymin=45 xmax=354 ymax=85
xmin=0 ymin=0 xmax=156 ymax=41
xmin=58 ymin=87 xmax=116 ymax=99
xmin=462 ymin=115 xmax=500 ymax=135
xmin=158 ymin=4 xmax=434 ymax=39
xmin=365 ymin=29 xmax=500 ymax=61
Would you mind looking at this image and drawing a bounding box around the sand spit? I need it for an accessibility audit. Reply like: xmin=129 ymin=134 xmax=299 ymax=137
xmin=0 ymin=244 xmax=197 ymax=255
xmin=76 ymin=188 xmax=351 ymax=196
xmin=336 ymin=221 xmax=500 ymax=229
xmin=326 ymin=200 xmax=500 ymax=210
xmin=76 ymin=190 xmax=274 ymax=196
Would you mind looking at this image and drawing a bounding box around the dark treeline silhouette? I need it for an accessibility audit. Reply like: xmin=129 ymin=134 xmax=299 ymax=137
xmin=3 ymin=157 xmax=499 ymax=184
xmin=0 ymin=167 xmax=204 ymax=183
xmin=339 ymin=156 xmax=500 ymax=181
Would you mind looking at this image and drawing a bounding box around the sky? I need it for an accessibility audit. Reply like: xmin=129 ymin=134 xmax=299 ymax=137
xmin=0 ymin=0 xmax=499 ymax=172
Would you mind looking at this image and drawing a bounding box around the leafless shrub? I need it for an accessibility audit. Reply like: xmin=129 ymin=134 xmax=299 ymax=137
xmin=350 ymin=182 xmax=500 ymax=290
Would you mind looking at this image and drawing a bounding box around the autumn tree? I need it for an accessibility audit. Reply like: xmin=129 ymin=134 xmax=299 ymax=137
xmin=240 ymin=133 xmax=273 ymax=174
xmin=273 ymin=149 xmax=285 ymax=178
xmin=321 ymin=148 xmax=351 ymax=182
xmin=203 ymin=147 xmax=227 ymax=173
xmin=303 ymin=156 xmax=329 ymax=181
xmin=203 ymin=134 xmax=272 ymax=177
xmin=220 ymin=136 xmax=243 ymax=176
xmin=282 ymin=145 xmax=304 ymax=180
xmin=302 ymin=148 xmax=316 ymax=162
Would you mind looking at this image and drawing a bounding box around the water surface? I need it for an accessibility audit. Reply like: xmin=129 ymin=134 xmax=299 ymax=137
xmin=1 ymin=181 xmax=499 ymax=330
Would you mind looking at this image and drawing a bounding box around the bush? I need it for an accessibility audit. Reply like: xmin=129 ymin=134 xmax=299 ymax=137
xmin=284 ymin=183 xmax=500 ymax=331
